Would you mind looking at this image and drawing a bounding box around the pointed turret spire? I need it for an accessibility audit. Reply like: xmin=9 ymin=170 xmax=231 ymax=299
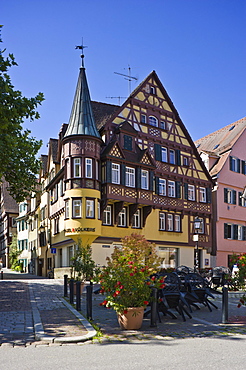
xmin=64 ymin=44 xmax=101 ymax=139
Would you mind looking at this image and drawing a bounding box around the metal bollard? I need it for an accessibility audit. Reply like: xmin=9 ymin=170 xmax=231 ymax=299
xmin=76 ymin=281 xmax=81 ymax=311
xmin=69 ymin=279 xmax=74 ymax=304
xmin=150 ymin=287 xmax=157 ymax=327
xmin=0 ymin=271 xmax=3 ymax=280
xmin=64 ymin=275 xmax=68 ymax=297
xmin=222 ymin=286 xmax=228 ymax=323
xmin=86 ymin=284 xmax=93 ymax=321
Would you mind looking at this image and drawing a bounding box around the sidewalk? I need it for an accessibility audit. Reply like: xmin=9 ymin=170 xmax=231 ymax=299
xmin=0 ymin=268 xmax=246 ymax=346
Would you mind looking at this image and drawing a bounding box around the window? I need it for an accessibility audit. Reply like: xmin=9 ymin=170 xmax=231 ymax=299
xmin=183 ymin=156 xmax=189 ymax=166
xmin=112 ymin=163 xmax=120 ymax=184
xmin=72 ymin=199 xmax=82 ymax=218
xmin=224 ymin=223 xmax=233 ymax=239
xmin=65 ymin=200 xmax=69 ymax=219
xmin=196 ymin=218 xmax=205 ymax=234
xmin=188 ymin=185 xmax=195 ymax=201
xmin=159 ymin=247 xmax=178 ymax=269
xmin=141 ymin=114 xmax=146 ymax=123
xmin=141 ymin=170 xmax=149 ymax=190
xmin=159 ymin=213 xmax=165 ymax=230
xmin=54 ymin=218 xmax=59 ymax=234
xmin=224 ymin=188 xmax=236 ymax=204
xmin=175 ymin=215 xmax=181 ymax=232
xmin=160 ymin=121 xmax=166 ymax=130
xmin=126 ymin=167 xmax=135 ymax=187
xmin=132 ymin=209 xmax=141 ymax=228
xmin=149 ymin=116 xmax=158 ymax=127
xmin=86 ymin=199 xmax=94 ymax=218
xmin=74 ymin=158 xmax=81 ymax=177
xmin=167 ymin=214 xmax=173 ymax=231
xmin=238 ymin=225 xmax=243 ymax=240
xmin=168 ymin=181 xmax=175 ymax=197
xmin=199 ymin=187 xmax=206 ymax=203
xmin=230 ymin=156 xmax=240 ymax=173
xmin=169 ymin=150 xmax=175 ymax=164
xmin=150 ymin=86 xmax=156 ymax=94
xmin=85 ymin=158 xmax=92 ymax=178
xmin=118 ymin=208 xmax=126 ymax=227
xmin=124 ymin=135 xmax=133 ymax=151
xmin=103 ymin=205 xmax=112 ymax=225
xmin=159 ymin=178 xmax=166 ymax=196
xmin=161 ymin=147 xmax=168 ymax=162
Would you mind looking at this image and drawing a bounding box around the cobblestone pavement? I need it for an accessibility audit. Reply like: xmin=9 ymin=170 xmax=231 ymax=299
xmin=0 ymin=268 xmax=246 ymax=347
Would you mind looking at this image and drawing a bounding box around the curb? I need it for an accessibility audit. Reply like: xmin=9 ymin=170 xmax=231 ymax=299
xmin=28 ymin=283 xmax=97 ymax=343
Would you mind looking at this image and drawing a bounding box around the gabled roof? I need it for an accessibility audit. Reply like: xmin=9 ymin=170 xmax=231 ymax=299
xmin=63 ymin=67 xmax=101 ymax=139
xmin=91 ymin=101 xmax=119 ymax=130
xmin=195 ymin=117 xmax=246 ymax=155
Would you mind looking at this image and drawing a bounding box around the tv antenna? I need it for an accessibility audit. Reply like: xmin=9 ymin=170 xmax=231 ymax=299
xmin=106 ymin=96 xmax=127 ymax=105
xmin=114 ymin=66 xmax=137 ymax=95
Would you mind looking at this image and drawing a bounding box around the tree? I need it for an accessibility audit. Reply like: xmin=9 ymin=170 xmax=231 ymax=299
xmin=8 ymin=235 xmax=21 ymax=270
xmin=0 ymin=26 xmax=44 ymax=202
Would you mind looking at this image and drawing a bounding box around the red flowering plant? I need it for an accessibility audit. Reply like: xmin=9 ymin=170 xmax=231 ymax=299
xmin=96 ymin=234 xmax=164 ymax=314
xmin=230 ymin=253 xmax=246 ymax=308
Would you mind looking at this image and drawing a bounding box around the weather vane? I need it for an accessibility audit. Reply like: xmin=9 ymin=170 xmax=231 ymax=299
xmin=75 ymin=38 xmax=88 ymax=67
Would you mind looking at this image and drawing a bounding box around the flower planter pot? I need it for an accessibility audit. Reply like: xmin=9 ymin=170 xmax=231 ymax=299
xmin=117 ymin=307 xmax=144 ymax=330
xmin=72 ymin=282 xmax=85 ymax=295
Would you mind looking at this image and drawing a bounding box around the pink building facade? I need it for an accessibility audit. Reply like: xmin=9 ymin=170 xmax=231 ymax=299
xmin=196 ymin=118 xmax=246 ymax=267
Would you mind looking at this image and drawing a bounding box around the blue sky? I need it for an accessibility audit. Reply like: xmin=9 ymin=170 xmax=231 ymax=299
xmin=1 ymin=0 xmax=245 ymax=156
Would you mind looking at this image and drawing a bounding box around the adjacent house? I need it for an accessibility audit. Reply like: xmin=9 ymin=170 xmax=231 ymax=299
xmin=195 ymin=117 xmax=246 ymax=267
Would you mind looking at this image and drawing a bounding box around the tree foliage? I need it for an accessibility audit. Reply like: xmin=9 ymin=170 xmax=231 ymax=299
xmin=0 ymin=26 xmax=44 ymax=202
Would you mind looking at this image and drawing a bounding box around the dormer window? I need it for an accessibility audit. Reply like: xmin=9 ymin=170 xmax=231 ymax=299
xmin=149 ymin=116 xmax=158 ymax=127
xmin=124 ymin=135 xmax=133 ymax=151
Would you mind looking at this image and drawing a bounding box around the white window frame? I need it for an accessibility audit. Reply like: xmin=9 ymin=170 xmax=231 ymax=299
xmin=199 ymin=187 xmax=206 ymax=203
xmin=231 ymin=156 xmax=240 ymax=172
xmin=169 ymin=150 xmax=175 ymax=164
xmin=132 ymin=209 xmax=141 ymax=228
xmin=85 ymin=158 xmax=92 ymax=178
xmin=159 ymin=178 xmax=166 ymax=196
xmin=175 ymin=215 xmax=181 ymax=232
xmin=141 ymin=170 xmax=149 ymax=190
xmin=149 ymin=116 xmax=158 ymax=127
xmin=86 ymin=199 xmax=94 ymax=218
xmin=103 ymin=205 xmax=112 ymax=225
xmin=159 ymin=212 xmax=165 ymax=230
xmin=118 ymin=208 xmax=126 ymax=227
xmin=168 ymin=180 xmax=175 ymax=197
xmin=112 ymin=163 xmax=120 ymax=184
xmin=74 ymin=158 xmax=81 ymax=178
xmin=161 ymin=147 xmax=168 ymax=162
xmin=125 ymin=167 xmax=135 ymax=187
xmin=167 ymin=214 xmax=173 ymax=231
xmin=65 ymin=200 xmax=69 ymax=219
xmin=227 ymin=189 xmax=234 ymax=204
xmin=72 ymin=199 xmax=82 ymax=218
xmin=188 ymin=185 xmax=195 ymax=201
xmin=238 ymin=225 xmax=243 ymax=240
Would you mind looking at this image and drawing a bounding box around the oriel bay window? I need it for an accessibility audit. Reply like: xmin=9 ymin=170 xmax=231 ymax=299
xmin=72 ymin=199 xmax=82 ymax=218
xmin=86 ymin=199 xmax=95 ymax=218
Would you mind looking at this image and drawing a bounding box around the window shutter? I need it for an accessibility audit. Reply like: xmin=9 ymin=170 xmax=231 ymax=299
xmin=243 ymin=226 xmax=246 ymax=241
xmin=233 ymin=225 xmax=238 ymax=240
xmin=237 ymin=159 xmax=241 ymax=173
xmin=106 ymin=161 xmax=112 ymax=183
xmin=154 ymin=144 xmax=161 ymax=161
xmin=121 ymin=164 xmax=125 ymax=186
xmin=233 ymin=190 xmax=237 ymax=205
xmin=224 ymin=188 xmax=228 ymax=203
xmin=184 ymin=183 xmax=188 ymax=200
xmin=175 ymin=181 xmax=181 ymax=198
xmin=229 ymin=156 xmax=233 ymax=170
xmin=206 ymin=188 xmax=212 ymax=203
xmin=155 ymin=177 xmax=159 ymax=195
xmin=224 ymin=223 xmax=228 ymax=239
xmin=136 ymin=167 xmax=141 ymax=189
xmin=175 ymin=150 xmax=181 ymax=166
xmin=149 ymin=171 xmax=154 ymax=191
xmin=239 ymin=192 xmax=242 ymax=206
xmin=242 ymin=160 xmax=246 ymax=175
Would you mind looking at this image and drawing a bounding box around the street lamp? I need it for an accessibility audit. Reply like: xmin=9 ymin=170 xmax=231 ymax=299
xmin=193 ymin=216 xmax=202 ymax=272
